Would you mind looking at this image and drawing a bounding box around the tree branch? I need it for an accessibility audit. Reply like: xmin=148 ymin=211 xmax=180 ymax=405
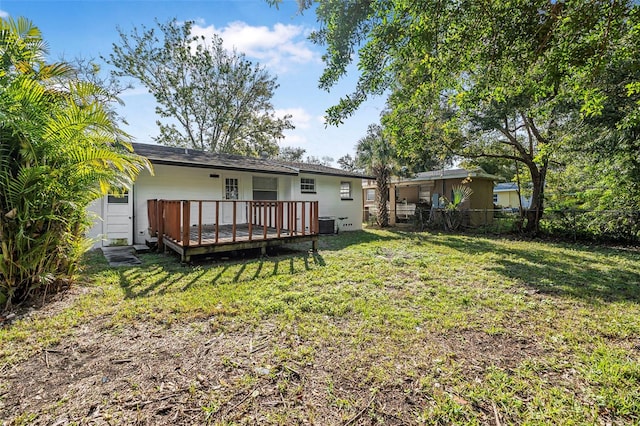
xmin=497 ymin=118 xmax=529 ymax=159
xmin=464 ymin=152 xmax=526 ymax=163
xmin=523 ymin=115 xmax=549 ymax=145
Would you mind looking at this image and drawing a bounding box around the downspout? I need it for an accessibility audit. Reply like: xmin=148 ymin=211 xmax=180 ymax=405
xmin=131 ymin=183 xmax=135 ymax=246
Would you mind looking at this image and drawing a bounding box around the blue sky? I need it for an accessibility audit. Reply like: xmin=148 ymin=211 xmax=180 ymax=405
xmin=0 ymin=0 xmax=386 ymax=163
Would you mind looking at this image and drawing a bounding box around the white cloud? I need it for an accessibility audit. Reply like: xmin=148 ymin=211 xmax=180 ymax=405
xmin=280 ymin=133 xmax=308 ymax=147
xmin=275 ymin=107 xmax=313 ymax=129
xmin=316 ymin=115 xmax=327 ymax=125
xmin=191 ymin=21 xmax=319 ymax=72
xmin=0 ymin=10 xmax=9 ymax=18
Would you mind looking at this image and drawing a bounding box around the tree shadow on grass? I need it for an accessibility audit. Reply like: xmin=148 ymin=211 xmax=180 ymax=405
xmin=428 ymin=235 xmax=640 ymax=304
xmin=117 ymin=246 xmax=326 ymax=299
xmin=315 ymin=229 xmax=405 ymax=252
xmin=114 ymin=229 xmax=398 ymax=300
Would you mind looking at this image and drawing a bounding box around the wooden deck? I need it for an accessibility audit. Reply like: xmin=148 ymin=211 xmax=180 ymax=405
xmin=148 ymin=200 xmax=319 ymax=261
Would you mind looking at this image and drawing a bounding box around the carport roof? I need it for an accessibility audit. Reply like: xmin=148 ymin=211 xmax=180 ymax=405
xmin=391 ymin=168 xmax=503 ymax=186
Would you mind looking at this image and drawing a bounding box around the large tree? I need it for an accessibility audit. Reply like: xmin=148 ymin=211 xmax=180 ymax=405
xmin=109 ymin=19 xmax=293 ymax=157
xmin=279 ymin=0 xmax=640 ymax=233
xmin=0 ymin=17 xmax=149 ymax=307
xmin=276 ymin=146 xmax=306 ymax=162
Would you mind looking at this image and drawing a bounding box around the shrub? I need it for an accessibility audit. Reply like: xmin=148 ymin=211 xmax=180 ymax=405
xmin=0 ymin=17 xmax=149 ymax=307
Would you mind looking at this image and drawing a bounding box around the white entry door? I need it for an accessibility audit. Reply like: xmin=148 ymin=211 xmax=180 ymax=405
xmin=222 ymin=176 xmax=246 ymax=224
xmin=103 ymin=191 xmax=133 ymax=246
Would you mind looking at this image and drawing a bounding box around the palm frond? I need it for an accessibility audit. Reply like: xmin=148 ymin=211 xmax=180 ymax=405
xmin=0 ymin=17 xmax=150 ymax=307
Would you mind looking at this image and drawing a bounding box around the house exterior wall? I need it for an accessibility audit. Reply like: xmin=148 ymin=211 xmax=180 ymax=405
xmin=432 ymin=178 xmax=462 ymax=207
xmin=293 ymin=173 xmax=363 ymax=231
xmin=467 ymin=179 xmax=495 ymax=226
xmin=495 ymin=191 xmax=518 ymax=208
xmin=132 ymin=164 xmax=236 ymax=244
xmin=88 ymin=164 xmax=364 ymax=246
xmin=468 ymin=179 xmax=495 ymax=210
xmin=427 ymin=177 xmax=494 ymax=226
xmin=362 ymin=182 xmax=377 ymax=209
xmin=86 ymin=199 xmax=104 ymax=249
xmin=427 ymin=178 xmax=493 ymax=209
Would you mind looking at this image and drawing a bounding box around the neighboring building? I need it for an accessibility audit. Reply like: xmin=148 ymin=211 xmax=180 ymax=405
xmin=88 ymin=143 xmax=368 ymax=251
xmin=493 ymin=182 xmax=531 ymax=210
xmin=363 ymin=168 xmax=501 ymax=226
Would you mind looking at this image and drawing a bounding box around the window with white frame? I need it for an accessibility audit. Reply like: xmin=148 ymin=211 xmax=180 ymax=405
xmin=366 ymin=188 xmax=375 ymax=201
xmin=252 ymin=176 xmax=278 ymax=200
xmin=340 ymin=181 xmax=352 ymax=200
xmin=225 ymin=178 xmax=239 ymax=200
xmin=300 ymin=178 xmax=316 ymax=193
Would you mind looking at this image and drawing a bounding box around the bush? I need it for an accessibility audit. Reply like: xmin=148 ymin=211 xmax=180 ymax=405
xmin=0 ymin=17 xmax=148 ymax=307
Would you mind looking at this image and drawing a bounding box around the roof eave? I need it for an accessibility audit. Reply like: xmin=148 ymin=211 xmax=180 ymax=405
xmin=148 ymin=158 xmax=299 ymax=175
xmin=300 ymin=171 xmax=370 ymax=179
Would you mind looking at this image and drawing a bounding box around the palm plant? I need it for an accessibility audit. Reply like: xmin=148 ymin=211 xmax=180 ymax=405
xmin=440 ymin=185 xmax=473 ymax=230
xmin=356 ymin=124 xmax=394 ymax=227
xmin=0 ymin=17 xmax=150 ymax=307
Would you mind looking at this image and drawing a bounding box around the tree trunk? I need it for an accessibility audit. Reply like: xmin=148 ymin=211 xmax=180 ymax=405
xmin=524 ymin=161 xmax=548 ymax=234
xmin=374 ymin=164 xmax=390 ymax=227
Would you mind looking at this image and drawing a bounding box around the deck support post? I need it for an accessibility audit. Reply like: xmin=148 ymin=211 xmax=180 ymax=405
xmin=157 ymin=200 xmax=165 ymax=251
xmin=232 ymin=201 xmax=237 ymax=242
xmin=215 ymin=201 xmax=220 ymax=243
xmin=182 ymin=200 xmax=190 ymax=247
xmin=248 ymin=201 xmax=253 ymax=241
xmin=263 ymin=202 xmax=268 ymax=239
xmin=198 ymin=201 xmax=203 ymax=245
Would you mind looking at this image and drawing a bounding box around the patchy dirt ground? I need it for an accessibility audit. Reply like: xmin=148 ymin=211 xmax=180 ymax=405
xmin=0 ymin=291 xmax=550 ymax=425
xmin=4 ymin=233 xmax=637 ymax=425
xmin=1 ymin=330 xmax=549 ymax=425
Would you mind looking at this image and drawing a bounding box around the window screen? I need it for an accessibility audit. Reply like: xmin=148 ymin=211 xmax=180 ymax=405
xmin=253 ymin=176 xmax=277 ymax=200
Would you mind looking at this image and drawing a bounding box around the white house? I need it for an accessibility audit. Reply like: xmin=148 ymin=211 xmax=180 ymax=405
xmin=493 ymin=182 xmax=531 ymax=210
xmin=87 ymin=143 xmax=367 ymax=250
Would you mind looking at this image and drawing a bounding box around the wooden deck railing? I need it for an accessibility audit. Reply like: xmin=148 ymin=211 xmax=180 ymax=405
xmin=147 ymin=199 xmax=320 ymax=248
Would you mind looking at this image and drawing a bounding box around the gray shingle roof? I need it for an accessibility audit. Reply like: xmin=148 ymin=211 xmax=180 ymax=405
xmin=131 ymin=143 xmax=370 ymax=179
xmin=412 ymin=168 xmax=501 ymax=181
xmin=281 ymin=161 xmax=371 ymax=179
xmin=132 ymin=143 xmax=297 ymax=175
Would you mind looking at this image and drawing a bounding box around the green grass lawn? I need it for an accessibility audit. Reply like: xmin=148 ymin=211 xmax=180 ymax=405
xmin=1 ymin=229 xmax=639 ymax=425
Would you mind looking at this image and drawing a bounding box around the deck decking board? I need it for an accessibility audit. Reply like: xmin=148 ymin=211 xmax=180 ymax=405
xmin=161 ymin=224 xmax=318 ymax=261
